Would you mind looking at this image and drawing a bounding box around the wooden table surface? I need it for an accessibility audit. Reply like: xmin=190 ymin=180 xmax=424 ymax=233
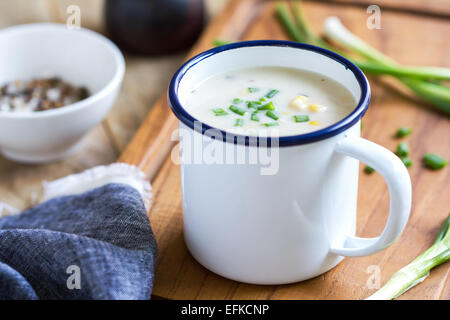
xmin=0 ymin=0 xmax=227 ymax=211
xmin=1 ymin=0 xmax=449 ymax=300
xmin=119 ymin=0 xmax=450 ymax=300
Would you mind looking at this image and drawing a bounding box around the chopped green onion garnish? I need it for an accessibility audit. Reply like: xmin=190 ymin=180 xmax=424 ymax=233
xmin=259 ymin=97 xmax=267 ymax=102
xmin=251 ymin=112 xmax=259 ymax=122
xmin=364 ymin=165 xmax=375 ymax=174
xmin=263 ymin=122 xmax=279 ymax=127
xmin=423 ymin=153 xmax=447 ymax=170
xmin=266 ymin=110 xmax=279 ymax=120
xmin=396 ymin=127 xmax=412 ymax=138
xmin=247 ymin=101 xmax=262 ymax=109
xmin=212 ymin=39 xmax=231 ymax=47
xmin=293 ymin=115 xmax=309 ymax=122
xmin=257 ymin=101 xmax=275 ymax=110
xmin=401 ymin=157 xmax=413 ymax=168
xmin=229 ymin=105 xmax=246 ymax=116
xmin=396 ymin=142 xmax=410 ymax=157
xmin=232 ymin=98 xmax=243 ymax=104
xmin=265 ymin=89 xmax=279 ymax=98
xmin=248 ymin=87 xmax=259 ymax=93
xmin=212 ymin=108 xmax=229 ymax=116
xmin=234 ymin=118 xmax=244 ymax=127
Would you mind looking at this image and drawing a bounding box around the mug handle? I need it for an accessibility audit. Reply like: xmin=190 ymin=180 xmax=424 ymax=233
xmin=330 ymin=135 xmax=412 ymax=257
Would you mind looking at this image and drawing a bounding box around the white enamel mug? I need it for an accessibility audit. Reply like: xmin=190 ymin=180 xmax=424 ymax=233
xmin=168 ymin=41 xmax=411 ymax=285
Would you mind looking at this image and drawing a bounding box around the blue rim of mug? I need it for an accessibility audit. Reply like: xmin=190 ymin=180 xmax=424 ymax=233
xmin=168 ymin=40 xmax=370 ymax=147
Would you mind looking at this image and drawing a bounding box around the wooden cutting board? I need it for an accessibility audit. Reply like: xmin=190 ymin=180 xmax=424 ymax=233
xmin=119 ymin=0 xmax=450 ymax=299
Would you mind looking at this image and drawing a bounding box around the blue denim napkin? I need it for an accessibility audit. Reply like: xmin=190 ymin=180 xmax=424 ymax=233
xmin=0 ymin=183 xmax=157 ymax=300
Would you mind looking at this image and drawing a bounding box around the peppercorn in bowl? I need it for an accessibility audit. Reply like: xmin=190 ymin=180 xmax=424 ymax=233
xmin=0 ymin=23 xmax=125 ymax=163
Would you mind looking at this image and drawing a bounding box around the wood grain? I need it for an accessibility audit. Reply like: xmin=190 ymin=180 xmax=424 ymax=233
xmin=128 ymin=0 xmax=450 ymax=299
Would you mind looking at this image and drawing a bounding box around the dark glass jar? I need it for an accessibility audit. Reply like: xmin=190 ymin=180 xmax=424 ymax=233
xmin=105 ymin=0 xmax=205 ymax=55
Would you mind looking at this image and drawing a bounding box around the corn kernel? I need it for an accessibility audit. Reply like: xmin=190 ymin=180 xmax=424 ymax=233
xmin=309 ymin=104 xmax=327 ymax=112
xmin=309 ymin=121 xmax=320 ymax=126
xmin=289 ymin=95 xmax=308 ymax=110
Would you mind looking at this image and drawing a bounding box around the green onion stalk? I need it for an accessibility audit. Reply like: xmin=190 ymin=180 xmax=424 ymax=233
xmin=275 ymin=1 xmax=450 ymax=115
xmin=366 ymin=214 xmax=450 ymax=300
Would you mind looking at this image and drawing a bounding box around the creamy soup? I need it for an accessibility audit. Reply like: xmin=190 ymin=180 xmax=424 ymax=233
xmin=184 ymin=67 xmax=357 ymax=137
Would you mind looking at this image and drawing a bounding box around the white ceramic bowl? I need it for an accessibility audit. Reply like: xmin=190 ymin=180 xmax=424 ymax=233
xmin=0 ymin=23 xmax=125 ymax=163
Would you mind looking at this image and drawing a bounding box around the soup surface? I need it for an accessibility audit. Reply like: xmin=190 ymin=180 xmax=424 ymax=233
xmin=184 ymin=67 xmax=357 ymax=137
